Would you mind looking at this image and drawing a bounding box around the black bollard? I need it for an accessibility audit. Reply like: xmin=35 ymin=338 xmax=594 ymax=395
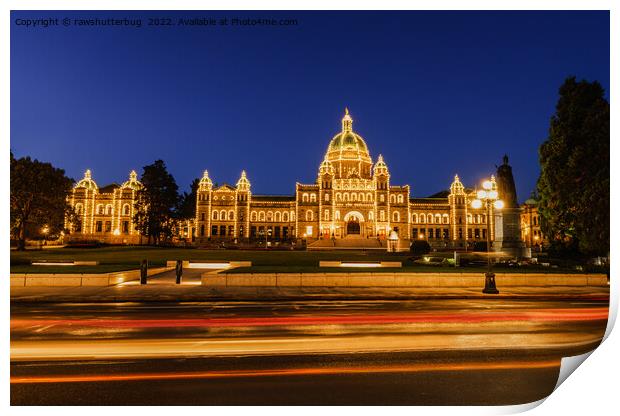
xmin=175 ymin=259 xmax=183 ymax=284
xmin=140 ymin=259 xmax=148 ymax=284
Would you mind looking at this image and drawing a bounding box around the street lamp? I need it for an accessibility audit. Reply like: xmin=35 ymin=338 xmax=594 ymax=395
xmin=471 ymin=178 xmax=504 ymax=294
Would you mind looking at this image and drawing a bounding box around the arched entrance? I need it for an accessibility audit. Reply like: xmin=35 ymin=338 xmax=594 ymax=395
xmin=346 ymin=217 xmax=360 ymax=235
xmin=343 ymin=211 xmax=365 ymax=237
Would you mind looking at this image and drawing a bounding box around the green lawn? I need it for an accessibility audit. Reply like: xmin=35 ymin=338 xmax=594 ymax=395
xmin=10 ymin=246 xmax=587 ymax=274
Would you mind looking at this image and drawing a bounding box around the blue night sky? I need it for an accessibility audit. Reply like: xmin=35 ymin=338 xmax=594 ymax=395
xmin=11 ymin=10 xmax=609 ymax=202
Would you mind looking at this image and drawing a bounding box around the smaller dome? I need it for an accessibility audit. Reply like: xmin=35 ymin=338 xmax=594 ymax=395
xmin=450 ymin=174 xmax=464 ymax=194
xmin=524 ymin=198 xmax=538 ymax=206
xmin=318 ymin=158 xmax=335 ymax=176
xmin=199 ymin=170 xmax=213 ymax=189
xmin=74 ymin=169 xmax=98 ymax=191
xmin=373 ymin=154 xmax=389 ymax=176
xmin=236 ymin=170 xmax=251 ymax=190
xmin=121 ymin=170 xmax=142 ymax=190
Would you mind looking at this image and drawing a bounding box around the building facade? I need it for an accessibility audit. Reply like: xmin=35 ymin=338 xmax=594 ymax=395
xmin=520 ymin=199 xmax=546 ymax=250
xmin=67 ymin=110 xmax=510 ymax=250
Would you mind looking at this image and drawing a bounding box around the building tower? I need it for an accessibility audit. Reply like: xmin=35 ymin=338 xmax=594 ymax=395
xmin=449 ymin=174 xmax=467 ymax=246
xmin=196 ymin=170 xmax=213 ymax=241
xmin=374 ymin=154 xmax=390 ymax=237
xmin=236 ymin=170 xmax=251 ymax=239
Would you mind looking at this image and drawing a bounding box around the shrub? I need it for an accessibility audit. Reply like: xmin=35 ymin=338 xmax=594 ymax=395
xmin=410 ymin=240 xmax=431 ymax=256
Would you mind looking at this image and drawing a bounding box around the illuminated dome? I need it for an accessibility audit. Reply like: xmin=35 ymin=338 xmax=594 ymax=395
xmin=324 ymin=108 xmax=373 ymax=179
xmin=74 ymin=169 xmax=98 ymax=191
xmin=121 ymin=170 xmax=142 ymax=190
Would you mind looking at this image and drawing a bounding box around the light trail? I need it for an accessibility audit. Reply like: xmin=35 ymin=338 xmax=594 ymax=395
xmin=10 ymin=359 xmax=561 ymax=384
xmin=10 ymin=307 xmax=609 ymax=329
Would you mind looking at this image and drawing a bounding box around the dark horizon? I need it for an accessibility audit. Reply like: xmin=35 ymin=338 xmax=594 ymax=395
xmin=10 ymin=10 xmax=610 ymax=202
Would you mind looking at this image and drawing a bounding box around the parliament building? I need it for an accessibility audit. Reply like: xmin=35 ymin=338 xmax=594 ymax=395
xmin=67 ymin=109 xmax=506 ymax=250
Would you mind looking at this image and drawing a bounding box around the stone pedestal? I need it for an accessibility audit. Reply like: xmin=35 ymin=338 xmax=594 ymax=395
xmin=493 ymin=208 xmax=525 ymax=257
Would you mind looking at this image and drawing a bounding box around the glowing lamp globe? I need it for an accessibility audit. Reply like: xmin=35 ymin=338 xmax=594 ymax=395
xmin=488 ymin=190 xmax=498 ymax=200
xmin=477 ymin=190 xmax=487 ymax=199
xmin=471 ymin=199 xmax=483 ymax=209
xmin=494 ymin=200 xmax=504 ymax=210
xmin=482 ymin=180 xmax=493 ymax=190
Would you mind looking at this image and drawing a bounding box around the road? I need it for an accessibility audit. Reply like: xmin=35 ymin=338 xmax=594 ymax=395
xmin=11 ymin=297 xmax=608 ymax=405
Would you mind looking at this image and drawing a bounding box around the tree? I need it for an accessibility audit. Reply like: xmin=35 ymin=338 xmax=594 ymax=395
xmin=536 ymin=77 xmax=609 ymax=256
xmin=133 ymin=160 xmax=180 ymax=245
xmin=10 ymin=153 xmax=76 ymax=250
xmin=176 ymin=178 xmax=200 ymax=220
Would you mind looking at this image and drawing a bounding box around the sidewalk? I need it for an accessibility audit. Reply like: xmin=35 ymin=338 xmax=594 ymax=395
xmin=10 ymin=281 xmax=610 ymax=303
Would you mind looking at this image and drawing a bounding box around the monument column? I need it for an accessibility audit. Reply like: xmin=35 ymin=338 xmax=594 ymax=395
xmin=493 ymin=155 xmax=525 ymax=257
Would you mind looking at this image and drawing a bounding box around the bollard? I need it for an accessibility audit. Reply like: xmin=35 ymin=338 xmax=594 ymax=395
xmin=140 ymin=259 xmax=148 ymax=284
xmin=175 ymin=259 xmax=183 ymax=284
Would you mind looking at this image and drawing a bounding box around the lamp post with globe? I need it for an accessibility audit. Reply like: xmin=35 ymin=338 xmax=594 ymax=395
xmin=471 ymin=178 xmax=504 ymax=294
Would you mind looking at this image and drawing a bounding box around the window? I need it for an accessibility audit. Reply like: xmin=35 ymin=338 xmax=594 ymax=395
xmin=310 ymin=194 xmax=317 ymax=202
xmin=428 ymin=214 xmax=434 ymax=224
xmin=468 ymin=229 xmax=473 ymax=239
xmin=275 ymin=212 xmax=281 ymax=222
xmin=467 ymin=214 xmax=473 ymax=224
xmin=380 ymin=194 xmax=385 ymax=202
xmin=390 ymin=195 xmax=396 ymax=203
xmin=212 ymin=225 xmax=218 ymax=235
xmin=305 ymin=226 xmax=313 ymax=236
xmin=200 ymin=225 xmax=205 ymax=236
xmin=482 ymin=229 xmax=487 ymax=239
xmin=367 ymin=193 xmax=372 ymax=202
xmin=251 ymin=211 xmax=257 ymax=221
xmin=122 ymin=221 xmax=129 ymax=234
xmin=352 ymin=193 xmax=357 ymax=201
xmin=443 ymin=214 xmax=449 ymax=224
xmin=412 ymin=213 xmax=418 ymax=223
xmin=360 ymin=193 xmax=365 ymax=202
xmin=443 ymin=228 xmax=449 ymax=239
xmin=96 ymin=221 xmax=102 ymax=232
xmin=220 ymin=225 xmax=226 ymax=236
xmin=75 ymin=203 xmax=83 ymax=215
xmin=105 ymin=221 xmax=112 ymax=232
xmin=290 ymin=211 xmax=295 ymax=221
xmin=105 ymin=205 xmax=113 ymax=215
xmin=344 ymin=193 xmax=349 ymax=202
xmin=475 ymin=228 xmax=480 ymax=239
xmin=267 ymin=211 xmax=273 ymax=222
xmin=392 ymin=211 xmax=400 ymax=222
xmin=122 ymin=204 xmax=130 ymax=215
xmin=213 ymin=211 xmax=218 ymax=220
xmin=259 ymin=211 xmax=265 ymax=221
xmin=435 ymin=214 xmax=441 ymax=224
xmin=306 ymin=210 xmax=313 ymax=221
xmin=368 ymin=211 xmax=374 ymax=220
xmin=302 ymin=193 xmax=309 ymax=202
xmin=429 ymin=228 xmax=434 ymax=239
xmin=324 ymin=210 xmax=329 ymax=221
xmin=335 ymin=210 xmax=341 ymax=220
xmin=229 ymin=211 xmax=234 ymax=220
xmin=201 ymin=213 xmax=205 ymax=221
xmin=380 ymin=210 xmax=385 ymax=221
xmin=282 ymin=212 xmax=289 ymax=222
xmin=420 ymin=214 xmax=426 ymax=223
xmin=397 ymin=195 xmax=404 ymax=203
xmin=96 ymin=204 xmax=104 ymax=215
xmin=336 ymin=193 xmax=342 ymax=201
xmin=220 ymin=210 xmax=226 ymax=221
xmin=325 ymin=193 xmax=330 ymax=202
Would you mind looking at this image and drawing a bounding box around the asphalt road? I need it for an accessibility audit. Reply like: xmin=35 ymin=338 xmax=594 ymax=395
xmin=10 ymin=298 xmax=608 ymax=405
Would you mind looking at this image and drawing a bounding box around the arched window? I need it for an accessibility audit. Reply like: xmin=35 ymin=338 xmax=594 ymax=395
xmin=290 ymin=211 xmax=295 ymax=221
xmin=282 ymin=212 xmax=289 ymax=222
xmin=251 ymin=211 xmax=257 ymax=221
xmin=412 ymin=213 xmax=418 ymax=223
xmin=212 ymin=211 xmax=219 ymax=220
xmin=96 ymin=204 xmax=104 ymax=215
xmin=397 ymin=195 xmax=404 ymax=203
xmin=420 ymin=214 xmax=426 ymax=223
xmin=306 ymin=210 xmax=313 ymax=221
xmin=105 ymin=205 xmax=113 ymax=215
xmin=390 ymin=195 xmax=396 ymax=204
xmin=435 ymin=214 xmax=441 ymax=224
xmin=393 ymin=211 xmax=400 ymax=222
xmin=335 ymin=210 xmax=341 ymax=220
xmin=324 ymin=210 xmax=329 ymax=221
xmin=302 ymin=193 xmax=309 ymax=202
xmin=380 ymin=210 xmax=385 ymax=221
xmin=267 ymin=211 xmax=273 ymax=222
xmin=428 ymin=214 xmax=434 ymax=224
xmin=467 ymin=214 xmax=473 ymax=224
xmin=380 ymin=195 xmax=385 ymax=202
xmin=220 ymin=210 xmax=226 ymax=221
xmin=351 ymin=193 xmax=357 ymax=201
xmin=228 ymin=210 xmax=234 ymax=220
xmin=325 ymin=193 xmax=330 ymax=202
xmin=122 ymin=204 xmax=130 ymax=216
xmin=310 ymin=194 xmax=317 ymax=203
xmin=275 ymin=212 xmax=281 ymax=222
xmin=75 ymin=203 xmax=83 ymax=215
xmin=367 ymin=193 xmax=372 ymax=202
xmin=259 ymin=211 xmax=265 ymax=222
xmin=368 ymin=211 xmax=374 ymax=221
xmin=442 ymin=214 xmax=449 ymax=224
xmin=344 ymin=193 xmax=349 ymax=202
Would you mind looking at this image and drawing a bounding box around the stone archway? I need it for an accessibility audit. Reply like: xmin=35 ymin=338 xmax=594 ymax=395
xmin=344 ymin=211 xmax=365 ymax=237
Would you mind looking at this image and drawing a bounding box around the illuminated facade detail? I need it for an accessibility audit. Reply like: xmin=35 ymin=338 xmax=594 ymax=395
xmin=520 ymin=199 xmax=546 ymax=249
xmin=67 ymin=169 xmax=143 ymax=243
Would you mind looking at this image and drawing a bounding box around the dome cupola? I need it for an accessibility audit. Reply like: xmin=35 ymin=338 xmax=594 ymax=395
xmin=236 ymin=170 xmax=251 ymax=191
xmin=324 ymin=108 xmax=372 ymax=179
xmin=121 ymin=170 xmax=142 ymax=190
xmin=199 ymin=170 xmax=213 ymax=190
xmin=74 ymin=169 xmax=98 ymax=191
